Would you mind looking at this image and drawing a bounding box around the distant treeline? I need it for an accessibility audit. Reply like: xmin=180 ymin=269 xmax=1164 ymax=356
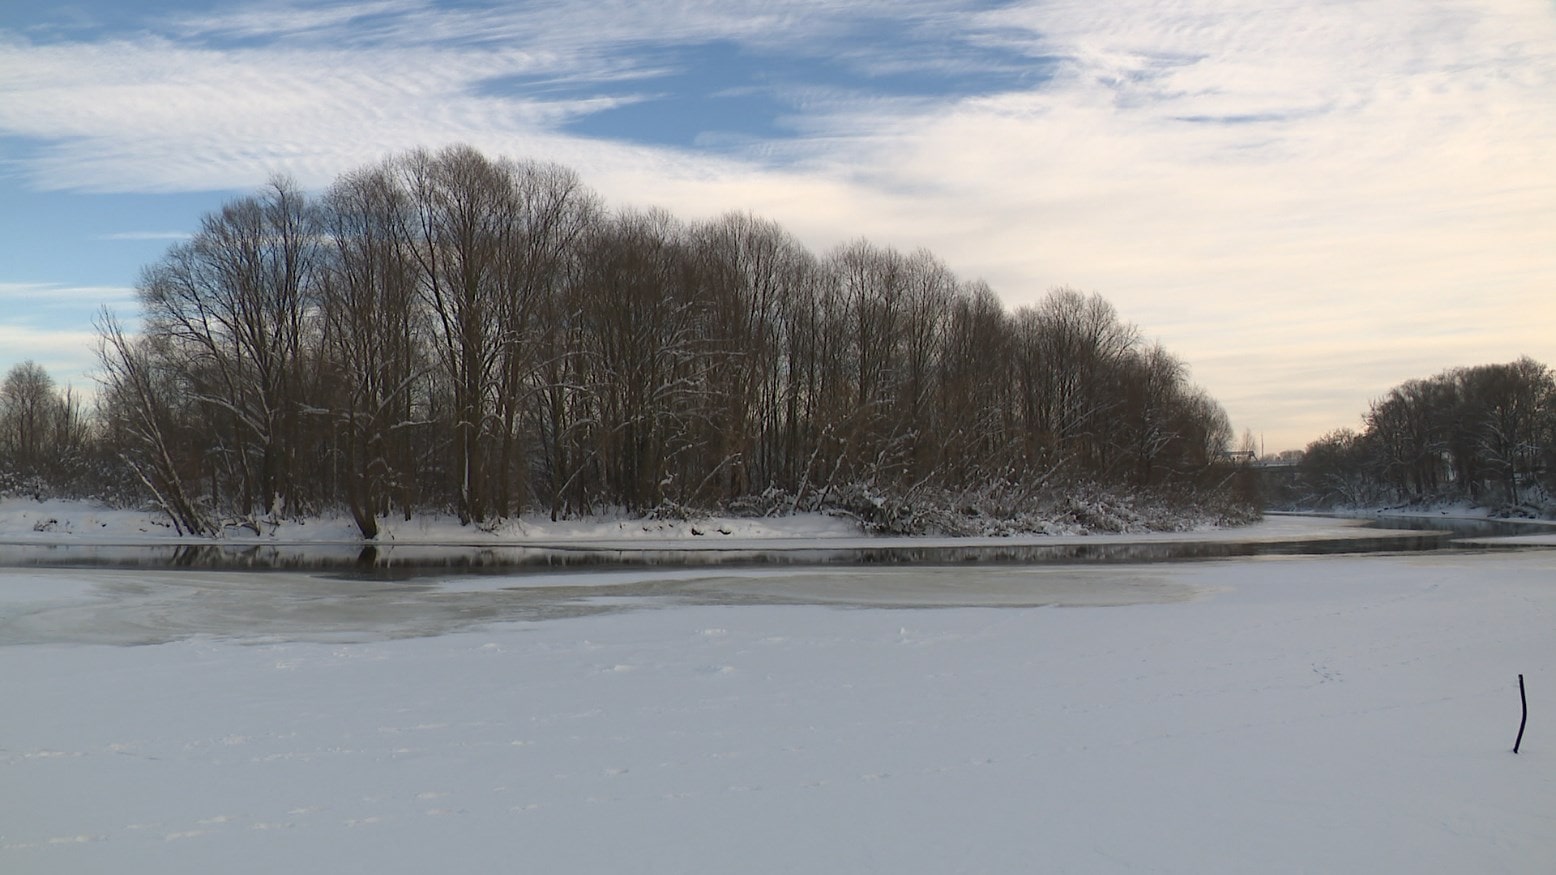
xmin=5 ymin=145 xmax=1252 ymax=537
xmin=1292 ymin=357 xmax=1556 ymax=509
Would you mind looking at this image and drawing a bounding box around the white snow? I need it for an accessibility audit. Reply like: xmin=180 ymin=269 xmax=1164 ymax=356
xmin=0 ymin=496 xmax=1429 ymax=550
xmin=3 ymin=516 xmax=1555 ymax=873
xmin=0 ymin=497 xmax=869 ymax=547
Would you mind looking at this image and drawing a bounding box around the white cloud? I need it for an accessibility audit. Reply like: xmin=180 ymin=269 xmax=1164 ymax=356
xmin=1 ymin=0 xmax=1554 ymax=450
xmin=0 ymin=324 xmax=109 ymax=393
xmin=165 ymin=0 xmax=419 ymax=42
xmin=0 ymin=282 xmax=137 ymax=306
xmin=0 ymin=285 xmax=139 ymax=400
xmin=97 ymin=231 xmax=193 ymax=241
xmin=744 ymin=0 xmax=1556 ymax=447
xmin=0 ymin=1 xmax=1027 ymax=191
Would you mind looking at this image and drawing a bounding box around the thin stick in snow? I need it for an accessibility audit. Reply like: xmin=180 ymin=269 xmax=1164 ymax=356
xmin=1514 ymin=674 xmax=1528 ymax=754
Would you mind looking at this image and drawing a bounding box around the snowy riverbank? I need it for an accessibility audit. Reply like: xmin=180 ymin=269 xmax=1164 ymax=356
xmin=1368 ymin=501 xmax=1556 ymax=526
xmin=0 ymin=497 xmax=861 ymax=547
xmin=0 ymin=490 xmax=1268 ymax=549
xmin=0 ymin=496 xmax=1466 ymax=552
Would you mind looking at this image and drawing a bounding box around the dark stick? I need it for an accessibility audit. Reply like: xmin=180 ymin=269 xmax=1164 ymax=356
xmin=1514 ymin=674 xmax=1527 ymax=754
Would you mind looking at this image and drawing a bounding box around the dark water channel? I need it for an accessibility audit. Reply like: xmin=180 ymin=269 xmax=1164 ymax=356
xmin=1 ymin=515 xmax=1550 ymax=645
xmin=0 ymin=514 xmax=1544 ymax=577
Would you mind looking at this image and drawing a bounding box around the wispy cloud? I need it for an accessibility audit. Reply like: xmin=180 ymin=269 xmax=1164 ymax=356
xmin=0 ymin=282 xmax=137 ymax=305
xmin=0 ymin=0 xmax=1036 ymax=190
xmin=0 ymin=284 xmax=138 ymax=394
xmin=1 ymin=0 xmax=1553 ymax=449
xmin=763 ymin=0 xmax=1556 ymax=444
xmin=0 ymin=323 xmax=110 ymax=391
xmin=97 ymin=231 xmax=193 ymax=242
xmin=165 ymin=0 xmax=418 ymax=43
xmin=0 ymin=280 xmax=135 ymax=297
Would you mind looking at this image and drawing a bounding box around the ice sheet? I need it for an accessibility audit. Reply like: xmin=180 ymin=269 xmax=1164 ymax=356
xmin=4 ymin=551 xmax=1555 ymax=873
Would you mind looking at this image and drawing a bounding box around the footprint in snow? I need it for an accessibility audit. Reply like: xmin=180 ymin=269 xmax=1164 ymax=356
xmin=1311 ymin=664 xmax=1341 ymax=683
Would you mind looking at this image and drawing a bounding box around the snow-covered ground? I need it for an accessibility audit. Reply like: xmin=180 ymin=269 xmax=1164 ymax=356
xmin=3 ymin=517 xmax=1554 ymax=874
xmin=0 ymin=497 xmax=868 ymax=547
xmin=0 ymin=496 xmax=1492 ymax=550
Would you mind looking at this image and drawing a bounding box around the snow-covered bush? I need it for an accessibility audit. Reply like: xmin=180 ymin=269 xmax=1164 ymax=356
xmin=796 ymin=478 xmax=1258 ymax=537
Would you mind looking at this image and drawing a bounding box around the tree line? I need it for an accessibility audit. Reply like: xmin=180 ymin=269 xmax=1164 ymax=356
xmin=6 ymin=145 xmax=1249 ymax=537
xmin=0 ymin=361 xmax=92 ymax=497
xmin=1295 ymin=357 xmax=1556 ymax=508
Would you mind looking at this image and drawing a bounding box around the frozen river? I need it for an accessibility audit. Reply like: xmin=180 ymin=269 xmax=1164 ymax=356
xmin=0 ymin=513 xmax=1543 ymax=647
xmin=3 ymin=515 xmax=1554 ymax=874
xmin=0 ymin=563 xmax=1215 ymax=647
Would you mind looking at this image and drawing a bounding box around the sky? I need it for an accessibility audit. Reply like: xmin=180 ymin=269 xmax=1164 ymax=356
xmin=1 ymin=0 xmax=1554 ymax=453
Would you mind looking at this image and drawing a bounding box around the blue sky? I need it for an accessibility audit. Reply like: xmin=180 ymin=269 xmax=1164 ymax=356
xmin=2 ymin=0 xmax=1554 ymax=452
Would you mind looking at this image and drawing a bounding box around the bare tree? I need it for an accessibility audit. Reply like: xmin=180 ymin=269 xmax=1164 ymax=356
xmin=95 ymin=313 xmax=214 ymax=535
xmin=318 ymin=163 xmax=429 ymax=537
xmin=491 ymin=160 xmax=599 ymax=517
xmin=894 ymin=249 xmax=956 ymax=483
xmin=1115 ymin=343 xmax=1187 ymax=486
xmin=396 ymin=145 xmax=521 ymax=523
xmin=1301 ymin=359 xmax=1556 ymax=509
xmin=936 ymin=282 xmax=1018 ymax=484
xmin=1298 ymin=428 xmax=1375 ymax=506
xmin=1460 ymin=358 xmax=1553 ymax=504
xmin=0 ymin=360 xmax=58 ymax=476
xmin=90 ymin=143 xmax=1256 ymax=530
xmin=136 ymin=175 xmax=322 ymax=524
xmin=1365 ymin=379 xmax=1449 ymax=500
xmin=570 ymin=209 xmax=712 ymax=512
xmin=686 ymin=212 xmax=808 ymax=502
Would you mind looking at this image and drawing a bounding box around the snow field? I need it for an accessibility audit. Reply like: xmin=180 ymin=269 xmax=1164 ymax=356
xmin=3 ymin=549 xmax=1555 ymax=873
